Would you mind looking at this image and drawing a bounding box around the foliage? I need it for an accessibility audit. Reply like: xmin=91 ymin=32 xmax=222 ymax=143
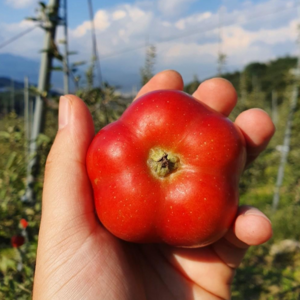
xmin=186 ymin=55 xmax=300 ymax=299
xmin=184 ymin=75 xmax=201 ymax=95
xmin=0 ymin=113 xmax=47 ymax=299
xmin=1 ymin=55 xmax=300 ymax=299
xmin=217 ymin=52 xmax=227 ymax=76
xmin=76 ymin=82 xmax=129 ymax=133
xmin=232 ymin=243 xmax=300 ymax=299
xmin=140 ymin=44 xmax=156 ymax=87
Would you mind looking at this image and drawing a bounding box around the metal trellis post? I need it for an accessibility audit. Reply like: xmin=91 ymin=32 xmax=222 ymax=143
xmin=22 ymin=0 xmax=61 ymax=202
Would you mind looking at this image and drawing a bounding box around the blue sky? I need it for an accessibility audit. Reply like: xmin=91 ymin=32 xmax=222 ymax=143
xmin=0 ymin=0 xmax=270 ymax=28
xmin=0 ymin=0 xmax=299 ymax=90
xmin=0 ymin=1 xmax=221 ymax=25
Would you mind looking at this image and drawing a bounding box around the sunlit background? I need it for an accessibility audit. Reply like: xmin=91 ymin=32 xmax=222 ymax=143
xmin=0 ymin=0 xmax=299 ymax=91
xmin=1 ymin=0 xmax=300 ymax=299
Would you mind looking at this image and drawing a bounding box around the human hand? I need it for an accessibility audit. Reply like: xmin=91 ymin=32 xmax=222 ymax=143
xmin=33 ymin=70 xmax=274 ymax=300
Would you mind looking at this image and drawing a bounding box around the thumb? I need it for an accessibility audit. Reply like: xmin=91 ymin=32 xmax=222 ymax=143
xmin=41 ymin=95 xmax=95 ymax=231
xmin=34 ymin=95 xmax=97 ymax=298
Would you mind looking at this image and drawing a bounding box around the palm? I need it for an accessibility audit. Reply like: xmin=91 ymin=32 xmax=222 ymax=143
xmin=36 ymin=218 xmax=236 ymax=299
xmin=33 ymin=72 xmax=274 ymax=300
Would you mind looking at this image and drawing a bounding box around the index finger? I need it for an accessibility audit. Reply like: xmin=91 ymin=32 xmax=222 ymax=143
xmin=212 ymin=205 xmax=273 ymax=268
xmin=192 ymin=78 xmax=238 ymax=116
xmin=134 ymin=70 xmax=184 ymax=100
xmin=235 ymin=109 xmax=275 ymax=166
xmin=191 ymin=77 xmax=275 ymax=166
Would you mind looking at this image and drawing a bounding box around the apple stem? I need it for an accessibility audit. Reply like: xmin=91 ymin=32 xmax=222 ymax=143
xmin=147 ymin=148 xmax=180 ymax=178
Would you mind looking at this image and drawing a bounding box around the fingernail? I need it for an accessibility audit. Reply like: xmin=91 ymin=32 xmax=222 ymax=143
xmin=244 ymin=207 xmax=271 ymax=223
xmin=59 ymin=96 xmax=70 ymax=129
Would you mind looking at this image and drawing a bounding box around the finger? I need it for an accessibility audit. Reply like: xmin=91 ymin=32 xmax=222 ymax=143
xmin=192 ymin=78 xmax=237 ymax=116
xmin=134 ymin=70 xmax=184 ymax=100
xmin=235 ymin=109 xmax=275 ymax=166
xmin=141 ymin=244 xmax=232 ymax=300
xmin=157 ymin=244 xmax=233 ymax=299
xmin=42 ymin=95 xmax=96 ymax=229
xmin=212 ymin=205 xmax=273 ymax=268
xmin=156 ymin=205 xmax=271 ymax=299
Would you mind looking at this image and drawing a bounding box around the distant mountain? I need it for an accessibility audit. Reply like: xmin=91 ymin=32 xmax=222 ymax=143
xmin=0 ymin=77 xmax=24 ymax=91
xmin=0 ymin=53 xmax=40 ymax=84
xmin=0 ymin=53 xmax=72 ymax=91
xmin=0 ymin=53 xmax=140 ymax=93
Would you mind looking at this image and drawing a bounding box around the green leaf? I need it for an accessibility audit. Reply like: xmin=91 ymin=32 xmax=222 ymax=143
xmin=68 ymin=51 xmax=78 ymax=55
xmin=39 ymin=49 xmax=51 ymax=53
xmin=0 ymin=189 xmax=6 ymax=200
xmin=29 ymin=86 xmax=44 ymax=97
xmin=8 ymin=280 xmax=15 ymax=291
xmin=0 ymin=131 xmax=10 ymax=139
xmin=51 ymin=66 xmax=63 ymax=71
xmin=36 ymin=133 xmax=51 ymax=146
xmin=6 ymin=152 xmax=17 ymax=170
xmin=54 ymin=54 xmax=63 ymax=61
xmin=13 ymin=132 xmax=22 ymax=141
xmin=25 ymin=17 xmax=39 ymax=21
xmin=72 ymin=61 xmax=86 ymax=67
xmin=38 ymin=1 xmax=46 ymax=9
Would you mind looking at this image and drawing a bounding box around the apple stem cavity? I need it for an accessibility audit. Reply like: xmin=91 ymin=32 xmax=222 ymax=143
xmin=147 ymin=148 xmax=180 ymax=178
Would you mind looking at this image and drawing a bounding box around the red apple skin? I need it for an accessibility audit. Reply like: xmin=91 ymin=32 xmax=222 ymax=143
xmin=87 ymin=90 xmax=246 ymax=247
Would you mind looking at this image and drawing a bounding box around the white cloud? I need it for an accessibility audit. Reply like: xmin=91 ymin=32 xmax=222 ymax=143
xmin=157 ymin=0 xmax=196 ymax=16
xmin=5 ymin=0 xmax=35 ymax=9
xmin=113 ymin=10 xmax=127 ymax=21
xmin=73 ymin=21 xmax=91 ymax=38
xmin=126 ymin=6 xmax=146 ymax=21
xmin=71 ymin=4 xmax=153 ymax=50
xmin=67 ymin=4 xmax=153 ymax=63
xmin=73 ymin=10 xmax=110 ymax=37
xmin=223 ymin=20 xmax=297 ymax=52
xmin=162 ymin=21 xmax=172 ymax=27
xmin=175 ymin=12 xmax=212 ymax=30
xmin=119 ymin=29 xmax=126 ymax=37
xmin=0 ymin=0 xmax=299 ymax=89
xmin=158 ymin=17 xmax=298 ymax=74
xmin=0 ymin=20 xmax=43 ymax=59
xmin=94 ymin=10 xmax=110 ymax=31
xmin=175 ymin=19 xmax=185 ymax=30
